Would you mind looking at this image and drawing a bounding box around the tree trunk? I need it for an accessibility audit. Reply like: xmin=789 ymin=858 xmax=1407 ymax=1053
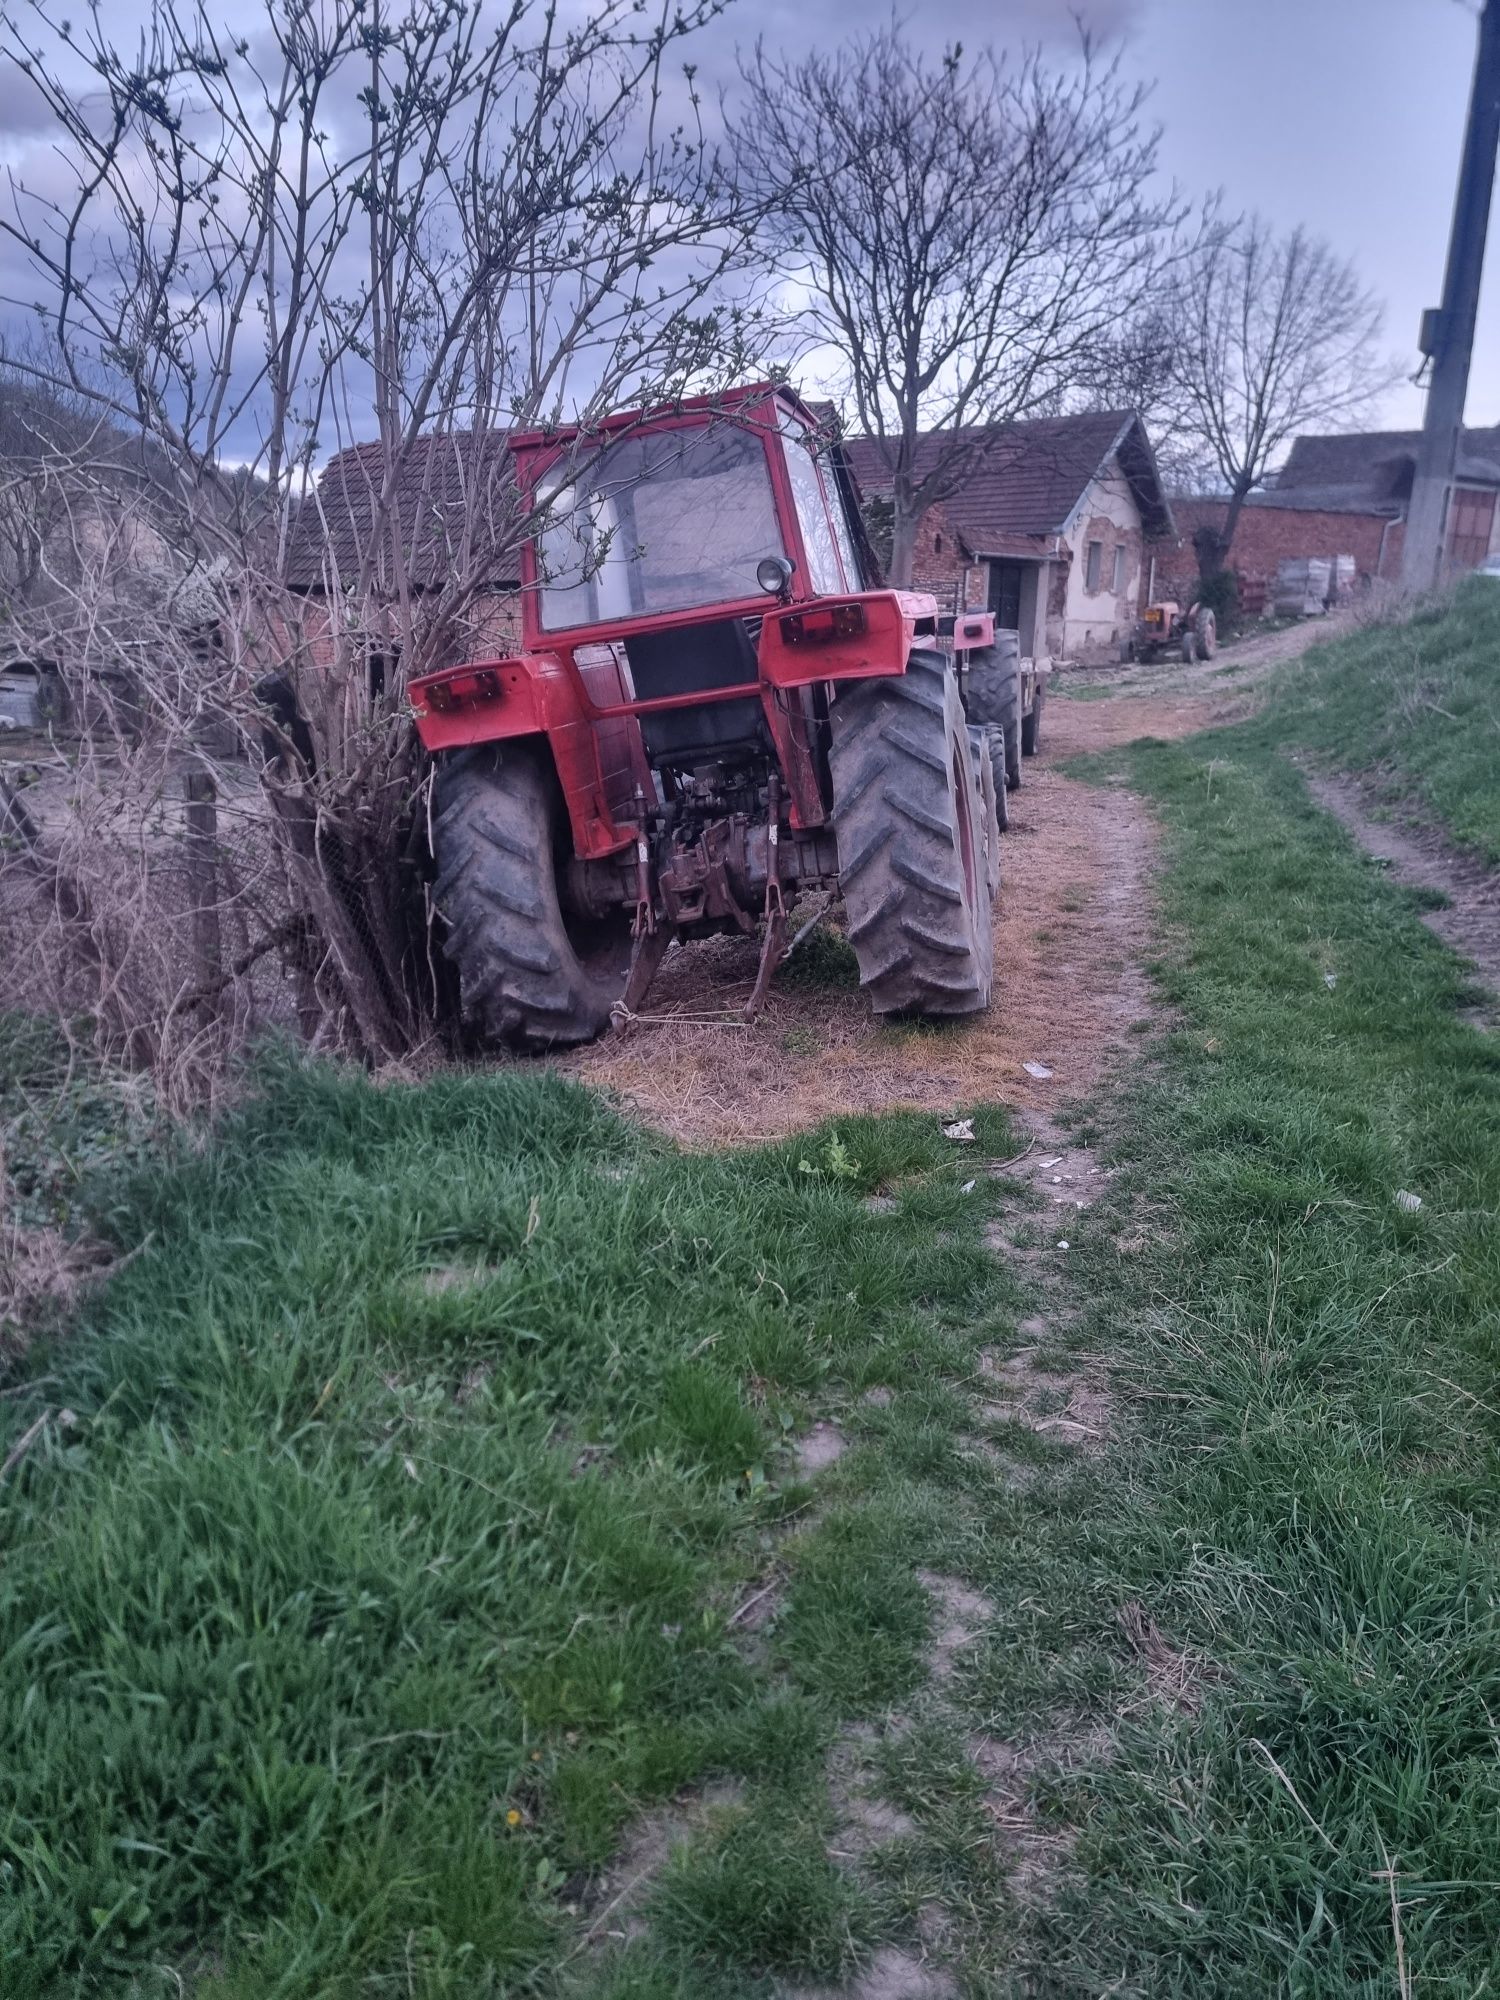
xmin=887 ymin=504 xmax=919 ymax=588
xmin=183 ymin=765 xmax=223 ymax=1017
xmin=1195 ymin=484 xmax=1254 ymax=579
xmin=1192 ymin=524 xmax=1226 ymax=580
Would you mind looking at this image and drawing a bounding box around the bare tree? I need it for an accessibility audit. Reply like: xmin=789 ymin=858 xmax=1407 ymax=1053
xmin=0 ymin=0 xmax=759 ymax=1076
xmin=1061 ymin=305 xmax=1179 ymax=430
xmin=1171 ymin=217 xmax=1393 ymax=576
xmin=733 ymin=27 xmax=1179 ymax=584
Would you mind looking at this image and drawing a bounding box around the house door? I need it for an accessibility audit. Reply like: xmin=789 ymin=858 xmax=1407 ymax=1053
xmin=988 ymin=561 xmax=1024 ymax=630
xmin=1447 ymin=486 xmax=1496 ymax=571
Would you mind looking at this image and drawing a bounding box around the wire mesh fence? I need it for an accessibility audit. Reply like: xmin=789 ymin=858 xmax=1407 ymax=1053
xmin=2 ymin=724 xmax=341 ymax=1098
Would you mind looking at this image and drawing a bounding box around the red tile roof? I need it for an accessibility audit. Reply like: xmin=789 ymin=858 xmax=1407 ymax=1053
xmin=1279 ymin=426 xmax=1500 ymax=505
xmin=285 ymin=431 xmax=520 ymax=592
xmin=843 ymin=411 xmax=1173 ymax=555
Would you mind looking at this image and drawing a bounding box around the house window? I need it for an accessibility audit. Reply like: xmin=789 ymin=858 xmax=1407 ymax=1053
xmin=1085 ymin=540 xmax=1102 ymax=593
xmin=933 ymin=532 xmax=944 ymax=554
xmin=1111 ymin=544 xmax=1126 ymax=594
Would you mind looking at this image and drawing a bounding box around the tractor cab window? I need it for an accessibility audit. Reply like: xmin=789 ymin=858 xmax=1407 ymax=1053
xmin=782 ymin=416 xmax=864 ymax=590
xmin=537 ymin=424 xmax=785 ymax=630
xmin=777 ymin=414 xmax=850 ymax=594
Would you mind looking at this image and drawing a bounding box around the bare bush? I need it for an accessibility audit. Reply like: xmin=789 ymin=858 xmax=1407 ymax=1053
xmin=0 ymin=0 xmax=760 ymax=1082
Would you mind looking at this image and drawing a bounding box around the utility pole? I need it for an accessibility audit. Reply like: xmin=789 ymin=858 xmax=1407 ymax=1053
xmin=1403 ymin=0 xmax=1500 ymax=591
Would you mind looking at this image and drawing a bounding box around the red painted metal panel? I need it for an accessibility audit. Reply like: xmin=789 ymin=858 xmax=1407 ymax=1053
xmin=758 ymin=591 xmax=920 ymax=688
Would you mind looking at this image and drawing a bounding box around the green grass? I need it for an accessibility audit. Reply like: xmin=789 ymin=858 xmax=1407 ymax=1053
xmin=778 ymin=920 xmax=861 ymax=991
xmin=1 ymin=1014 xmax=160 ymax=1235
xmin=967 ymin=722 xmax=1500 ymax=1992
xmin=1271 ymin=575 xmax=1500 ymax=857
xmin=10 ymin=592 xmax=1500 ymax=1994
xmin=653 ymin=1811 xmax=873 ymax=1978
xmin=0 ymin=1048 xmax=1020 ymax=1995
xmin=1052 ymin=679 xmax=1120 ymax=702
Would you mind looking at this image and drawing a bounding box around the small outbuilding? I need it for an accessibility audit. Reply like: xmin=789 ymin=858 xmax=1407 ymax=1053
xmin=843 ymin=411 xmax=1175 ymax=663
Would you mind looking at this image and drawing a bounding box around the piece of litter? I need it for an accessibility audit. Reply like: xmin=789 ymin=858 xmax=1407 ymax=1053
xmin=1039 ymin=1156 xmax=1063 ymax=1169
xmin=942 ymin=1117 xmax=976 ymax=1143
xmin=1022 ymin=1061 xmax=1054 ymax=1080
xmin=1056 ymin=1239 xmax=1070 ymax=1250
xmin=1324 ymin=972 xmax=1338 ymax=990
xmin=959 ymin=1179 xmax=976 ymax=1194
xmin=1394 ymin=1189 xmax=1422 ymax=1213
xmin=1051 ymin=1175 xmax=1063 ymax=1183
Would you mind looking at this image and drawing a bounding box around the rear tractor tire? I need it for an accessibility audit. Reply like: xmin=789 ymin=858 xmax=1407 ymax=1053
xmin=963 ymin=633 xmax=1023 ymax=793
xmin=979 ymin=724 xmax=1009 ymax=834
xmin=969 ymin=724 xmax=1003 ymax=896
xmin=831 ymin=649 xmax=995 ymax=1019
xmin=433 ymin=742 xmax=632 ymax=1049
xmin=1195 ymin=607 xmax=1218 ymax=659
xmin=1021 ymin=681 xmax=1045 ymax=757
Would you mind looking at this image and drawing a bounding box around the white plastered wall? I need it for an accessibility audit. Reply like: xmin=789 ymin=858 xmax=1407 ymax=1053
xmin=1056 ymin=459 xmax=1144 ymax=660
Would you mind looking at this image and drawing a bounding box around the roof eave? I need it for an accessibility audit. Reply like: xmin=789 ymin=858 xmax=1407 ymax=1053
xmin=1053 ymin=413 xmax=1174 ymax=541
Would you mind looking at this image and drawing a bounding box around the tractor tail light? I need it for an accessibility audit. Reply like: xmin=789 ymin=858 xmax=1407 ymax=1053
xmin=421 ymin=667 xmax=503 ymax=713
xmin=779 ymin=602 xmax=867 ymax=647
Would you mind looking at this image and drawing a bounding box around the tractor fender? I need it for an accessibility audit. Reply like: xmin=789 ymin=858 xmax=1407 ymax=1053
xmin=412 ymin=652 xmax=640 ymax=862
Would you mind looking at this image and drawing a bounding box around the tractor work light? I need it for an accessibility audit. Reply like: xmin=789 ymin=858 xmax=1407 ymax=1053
xmin=423 ymin=667 xmax=503 ymax=713
xmin=778 ymin=602 xmax=867 ymax=646
xmin=756 ymin=555 xmax=795 ymax=596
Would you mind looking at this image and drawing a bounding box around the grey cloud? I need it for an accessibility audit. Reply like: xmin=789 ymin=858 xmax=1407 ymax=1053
xmin=723 ymin=0 xmax=1143 ymax=53
xmin=0 ymin=57 xmax=55 ymax=142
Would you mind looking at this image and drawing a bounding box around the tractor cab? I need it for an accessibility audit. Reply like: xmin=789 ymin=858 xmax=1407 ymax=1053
xmin=510 ymin=389 xmax=871 ymax=796
xmin=519 ymin=393 xmax=871 ymax=637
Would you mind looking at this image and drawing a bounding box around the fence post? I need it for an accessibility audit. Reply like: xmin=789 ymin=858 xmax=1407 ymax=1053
xmin=184 ymin=760 xmax=223 ymax=1008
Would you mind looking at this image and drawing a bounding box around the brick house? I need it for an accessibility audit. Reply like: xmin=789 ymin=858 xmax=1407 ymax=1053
xmin=843 ymin=412 xmax=1175 ymax=663
xmin=283 ymin=432 xmax=525 ymax=680
xmin=1154 ymin=425 xmax=1500 ymax=604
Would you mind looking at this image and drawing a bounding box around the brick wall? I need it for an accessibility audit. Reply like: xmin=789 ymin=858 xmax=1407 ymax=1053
xmin=273 ymin=589 xmax=524 ymax=679
xmin=1156 ymin=499 xmax=1400 ymax=603
xmin=465 ymin=591 xmax=524 ymax=657
xmin=906 ymin=500 xmax=974 ymax=610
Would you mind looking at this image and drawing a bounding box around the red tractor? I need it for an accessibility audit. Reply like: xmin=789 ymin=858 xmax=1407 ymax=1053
xmin=1123 ymin=598 xmax=1218 ymax=665
xmin=410 ymin=384 xmax=1018 ymax=1047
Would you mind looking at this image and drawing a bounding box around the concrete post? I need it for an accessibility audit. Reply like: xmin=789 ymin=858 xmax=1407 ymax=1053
xmin=1403 ymin=0 xmax=1500 ymax=592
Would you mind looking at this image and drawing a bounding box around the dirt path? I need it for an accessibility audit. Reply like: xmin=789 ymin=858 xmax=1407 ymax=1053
xmin=563 ymin=621 xmax=1329 ymax=1147
xmin=1304 ymin=768 xmax=1500 ymax=1008
xmin=568 ymin=618 xmax=1349 ymax=1999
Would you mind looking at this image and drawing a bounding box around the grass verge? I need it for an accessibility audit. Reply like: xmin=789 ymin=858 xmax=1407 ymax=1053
xmin=1271 ymin=575 xmax=1500 ymax=857
xmin=906 ymin=722 xmax=1500 ymax=1992
xmin=10 ymin=593 xmax=1500 ymax=1993
xmin=0 ymin=1048 xmax=1020 ymax=1995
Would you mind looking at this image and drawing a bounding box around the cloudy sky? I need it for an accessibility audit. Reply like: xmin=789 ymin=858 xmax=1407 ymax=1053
xmin=1118 ymin=0 xmax=1492 ymax=429
xmin=0 ymin=0 xmax=1493 ymax=440
xmin=740 ymin=0 xmax=1491 ymax=433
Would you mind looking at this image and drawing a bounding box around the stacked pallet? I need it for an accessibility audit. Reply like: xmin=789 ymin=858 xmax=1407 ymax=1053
xmin=1273 ymin=557 xmax=1332 ymax=617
